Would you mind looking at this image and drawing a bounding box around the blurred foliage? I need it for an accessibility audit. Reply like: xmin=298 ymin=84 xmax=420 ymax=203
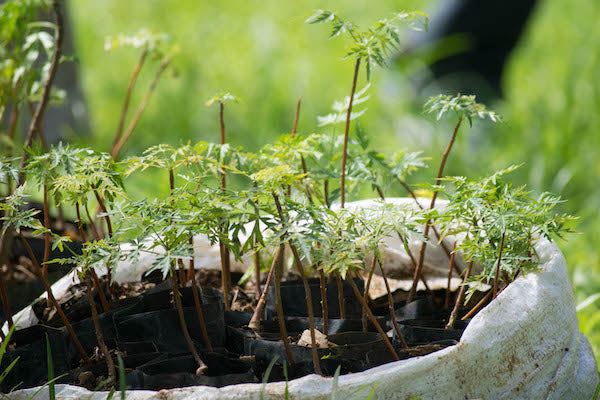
xmin=50 ymin=0 xmax=600 ymax=362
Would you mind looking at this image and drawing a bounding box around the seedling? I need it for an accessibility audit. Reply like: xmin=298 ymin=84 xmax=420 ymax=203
xmin=0 ymin=3 xmax=580 ymax=392
xmin=307 ymin=9 xmax=427 ymax=208
xmin=407 ymin=94 xmax=501 ymax=304
xmin=206 ymin=92 xmax=240 ymax=310
xmin=106 ymin=29 xmax=175 ymax=159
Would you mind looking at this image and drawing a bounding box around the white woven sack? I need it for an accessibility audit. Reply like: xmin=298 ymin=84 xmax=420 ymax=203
xmin=5 ymin=198 xmax=598 ymax=399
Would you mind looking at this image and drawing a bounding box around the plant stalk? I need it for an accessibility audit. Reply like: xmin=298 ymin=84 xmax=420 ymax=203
xmin=0 ymin=274 xmax=13 ymax=329
xmin=93 ymin=189 xmax=115 ymax=297
xmin=76 ymin=203 xmax=109 ymax=312
xmin=461 ymin=290 xmax=492 ymax=321
xmin=346 ymin=273 xmax=399 ymax=360
xmin=492 ymin=233 xmax=506 ymax=299
xmin=446 ymin=260 xmax=473 ymax=330
xmin=18 ymin=233 xmax=90 ymax=363
xmin=187 ymin=237 xmax=214 ymax=352
xmin=249 ymin=244 xmax=282 ymax=334
xmin=271 ymin=193 xmax=321 ymax=374
xmin=84 ymin=272 xmax=115 ymax=384
xmin=399 ymin=179 xmax=462 ymax=276
xmin=253 ymin=245 xmax=261 ymax=298
xmin=377 ymin=256 xmax=408 ymax=348
xmin=273 ymin=246 xmax=295 ymax=364
xmin=112 ymin=47 xmax=149 ymax=154
xmin=362 ymin=255 xmax=377 ymax=331
xmin=340 ymin=57 xmax=361 ymax=209
xmin=318 ymin=269 xmax=328 ymax=335
xmin=288 ymin=243 xmax=323 ymax=375
xmin=18 ymin=0 xmax=63 ymax=180
xmin=111 ymin=56 xmax=171 ymax=159
xmin=444 ymin=242 xmax=457 ymax=310
xmin=335 ymin=272 xmax=346 ymax=319
xmin=217 ymin=101 xmax=232 ymax=310
xmin=408 ymin=116 xmax=463 ymax=303
xmin=170 ymin=264 xmax=208 ymax=374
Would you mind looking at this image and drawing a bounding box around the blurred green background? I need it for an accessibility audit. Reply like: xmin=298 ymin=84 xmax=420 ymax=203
xmin=64 ymin=1 xmax=600 ymax=360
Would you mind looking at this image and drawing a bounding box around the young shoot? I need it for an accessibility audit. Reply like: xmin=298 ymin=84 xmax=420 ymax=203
xmin=407 ymin=94 xmax=501 ymax=303
xmin=307 ymin=9 xmax=427 ymax=208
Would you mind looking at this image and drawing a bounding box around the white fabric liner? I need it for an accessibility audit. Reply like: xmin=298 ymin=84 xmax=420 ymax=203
xmin=4 ymin=198 xmax=598 ymax=399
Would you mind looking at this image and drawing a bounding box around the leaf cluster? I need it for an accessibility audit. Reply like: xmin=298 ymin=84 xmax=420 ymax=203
xmin=434 ymin=166 xmax=577 ymax=299
xmin=306 ymin=9 xmax=428 ymax=79
xmin=425 ymin=94 xmax=501 ymax=126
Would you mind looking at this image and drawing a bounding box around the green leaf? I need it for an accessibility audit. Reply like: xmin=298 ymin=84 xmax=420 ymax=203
xmin=305 ymin=10 xmax=336 ymax=24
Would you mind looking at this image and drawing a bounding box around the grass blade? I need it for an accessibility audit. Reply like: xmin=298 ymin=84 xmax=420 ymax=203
xmin=0 ymin=322 xmax=19 ymax=386
xmin=118 ymin=354 xmax=126 ymax=400
xmin=45 ymin=334 xmax=55 ymax=400
xmin=283 ymin=361 xmax=289 ymax=400
xmin=330 ymin=365 xmax=341 ymax=400
xmin=260 ymin=356 xmax=279 ymax=400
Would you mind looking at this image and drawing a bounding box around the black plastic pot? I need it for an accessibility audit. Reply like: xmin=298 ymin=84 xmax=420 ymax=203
xmin=265 ymin=277 xmax=365 ymax=319
xmin=392 ymin=318 xmax=468 ymax=345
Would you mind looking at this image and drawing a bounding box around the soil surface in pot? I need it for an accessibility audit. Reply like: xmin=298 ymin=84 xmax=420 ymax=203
xmin=0 ymin=266 xmax=492 ymax=393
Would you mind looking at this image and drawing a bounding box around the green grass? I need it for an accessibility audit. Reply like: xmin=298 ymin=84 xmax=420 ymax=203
xmin=66 ymin=0 xmax=600 ymax=362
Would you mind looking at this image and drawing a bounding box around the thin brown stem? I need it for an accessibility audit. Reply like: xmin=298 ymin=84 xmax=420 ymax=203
xmin=170 ymin=265 xmax=208 ymax=374
xmin=461 ymin=290 xmax=492 ymax=321
xmin=187 ymin=242 xmax=213 ymax=352
xmin=187 ymin=236 xmax=195 ymax=283
xmin=76 ymin=203 xmax=109 ymax=312
xmin=318 ymin=269 xmax=328 ymax=335
xmin=0 ymin=274 xmax=13 ymax=329
xmin=6 ymin=106 xmax=19 ymax=188
xmin=362 ymin=256 xmax=377 ymax=331
xmin=219 ymin=242 xmax=231 ymax=311
xmin=446 ymin=260 xmax=473 ymax=330
xmin=253 ymin=246 xmax=261 ymax=298
xmin=377 ymin=256 xmax=408 ymax=348
xmin=84 ymin=203 xmax=101 ymax=241
xmin=346 ymin=274 xmax=399 ymax=360
xmin=249 ymin=245 xmax=282 ymax=333
xmin=112 ymin=48 xmax=149 ymax=154
xmin=445 ymin=242 xmax=457 ymax=310
xmin=27 ymin=101 xmax=48 ymax=151
xmin=273 ymin=247 xmax=295 ymax=364
xmin=492 ymin=233 xmax=506 ymax=299
xmin=289 ymin=98 xmax=313 ymax=203
xmin=399 ymin=179 xmax=462 ymax=276
xmin=335 ymin=272 xmax=346 ymax=319
xmin=340 ymin=57 xmax=361 ymax=209
xmin=18 ymin=0 xmax=63 ymax=180
xmin=93 ymin=190 xmax=113 ymax=238
xmin=93 ymin=189 xmax=115 ymax=297
xmin=19 ymin=233 xmax=90 ymax=363
xmin=111 ymin=57 xmax=170 ymax=159
xmin=271 ymin=193 xmax=321 ymax=373
xmin=84 ymin=272 xmax=115 ymax=384
xmin=90 ymin=269 xmax=109 ymax=313
xmin=217 ymin=101 xmax=232 ymax=310
xmin=396 ymin=231 xmax=437 ymax=304
xmin=288 ymin=244 xmax=322 ymax=375
xmin=408 ymin=116 xmax=463 ymax=303
xmin=324 ymin=180 xmax=330 ymax=208
xmin=42 ymin=185 xmax=50 ymax=272
xmin=291 ymin=97 xmax=301 ymax=135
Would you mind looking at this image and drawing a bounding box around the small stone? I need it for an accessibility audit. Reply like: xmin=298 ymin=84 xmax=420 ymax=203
xmin=297 ymin=329 xmax=328 ymax=348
